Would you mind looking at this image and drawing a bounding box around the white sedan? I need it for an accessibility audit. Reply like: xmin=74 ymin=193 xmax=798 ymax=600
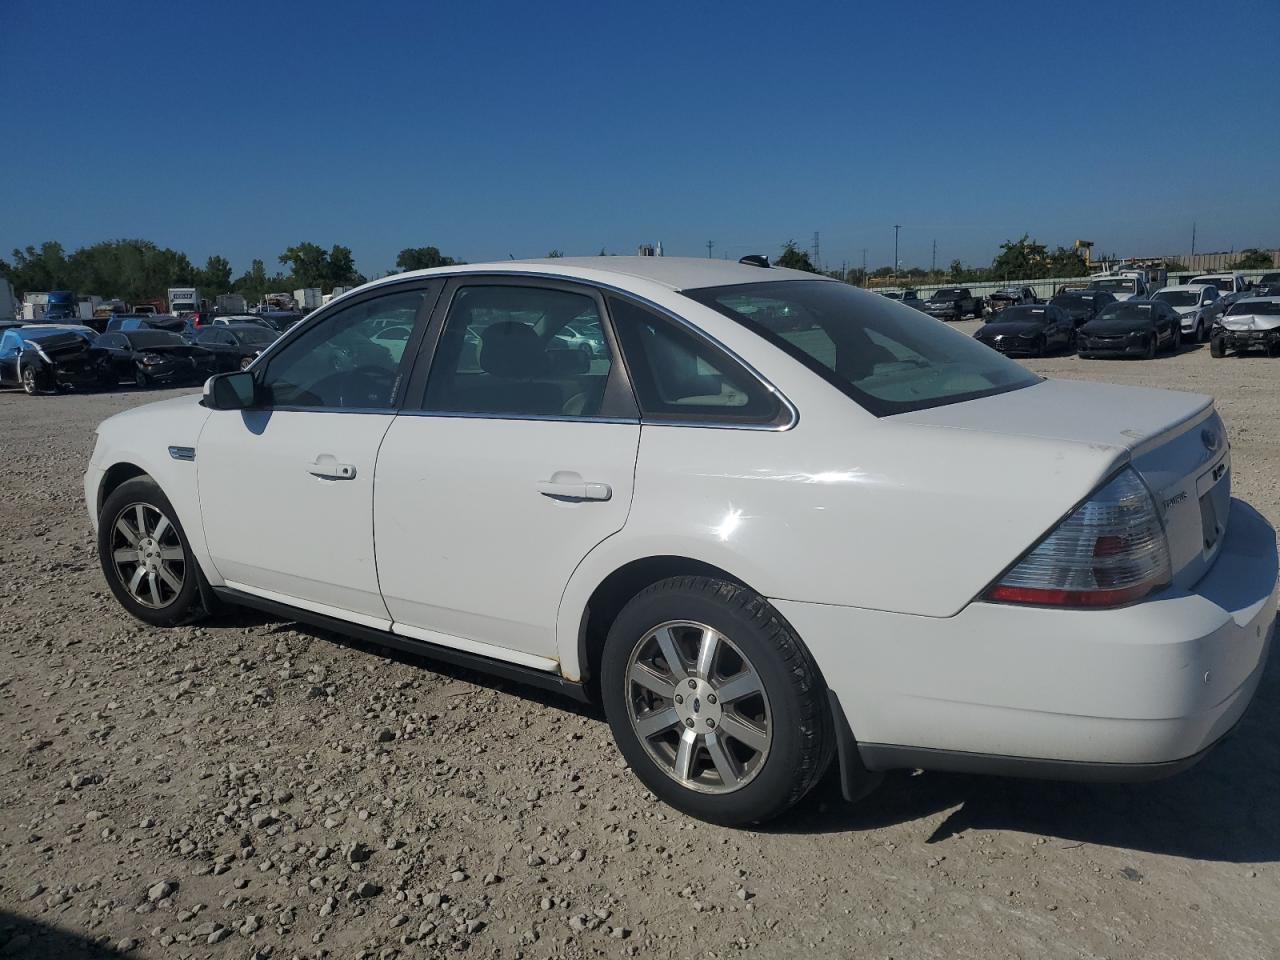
xmin=85 ymin=257 xmax=1276 ymax=825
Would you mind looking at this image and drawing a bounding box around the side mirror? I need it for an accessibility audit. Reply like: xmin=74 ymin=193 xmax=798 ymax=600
xmin=203 ymin=371 xmax=258 ymax=410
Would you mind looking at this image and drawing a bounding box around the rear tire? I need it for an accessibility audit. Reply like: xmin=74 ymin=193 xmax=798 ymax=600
xmin=98 ymin=476 xmax=205 ymax=627
xmin=600 ymin=576 xmax=836 ymax=826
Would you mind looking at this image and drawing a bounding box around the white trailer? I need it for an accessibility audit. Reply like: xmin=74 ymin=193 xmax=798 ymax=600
xmin=293 ymin=288 xmax=322 ymax=311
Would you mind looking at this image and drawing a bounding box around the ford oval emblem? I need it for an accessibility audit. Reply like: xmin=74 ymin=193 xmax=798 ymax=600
xmin=1201 ymin=427 xmax=1221 ymax=453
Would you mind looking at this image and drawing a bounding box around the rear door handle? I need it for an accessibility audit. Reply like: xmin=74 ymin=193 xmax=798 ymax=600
xmin=309 ymin=456 xmax=357 ymax=480
xmin=538 ymin=478 xmax=611 ymax=501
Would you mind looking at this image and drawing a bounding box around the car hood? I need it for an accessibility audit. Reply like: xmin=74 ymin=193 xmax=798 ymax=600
xmin=975 ymin=321 xmax=1044 ymax=337
xmin=1080 ymin=317 xmax=1155 ymax=335
xmin=136 ymin=344 xmax=212 ymax=357
xmin=1221 ymin=314 xmax=1280 ymax=331
xmin=27 ymin=333 xmax=91 ymax=359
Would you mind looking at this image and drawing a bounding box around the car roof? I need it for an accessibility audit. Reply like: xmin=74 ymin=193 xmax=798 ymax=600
xmin=220 ymin=322 xmax=273 ymax=331
xmin=20 ymin=323 xmax=92 ymax=331
xmin=1157 ymin=284 xmax=1213 ymax=292
xmin=360 ymin=256 xmax=830 ymax=294
xmin=1232 ymin=296 xmax=1280 ymax=306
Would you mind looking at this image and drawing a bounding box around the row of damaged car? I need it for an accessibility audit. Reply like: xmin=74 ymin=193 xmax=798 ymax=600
xmin=0 ymin=321 xmax=281 ymax=395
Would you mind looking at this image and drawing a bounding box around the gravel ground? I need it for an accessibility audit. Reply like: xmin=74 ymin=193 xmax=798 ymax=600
xmin=2 ymin=334 xmax=1278 ymax=960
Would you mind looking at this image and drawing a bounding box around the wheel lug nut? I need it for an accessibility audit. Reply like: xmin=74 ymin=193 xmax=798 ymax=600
xmin=687 ymin=679 xmax=697 ymax=689
xmin=706 ymin=718 xmax=716 ymax=728
xmin=707 ymin=694 xmax=717 ymax=704
xmin=684 ymin=718 xmax=695 ymax=728
xmin=674 ymin=695 xmax=684 ymax=705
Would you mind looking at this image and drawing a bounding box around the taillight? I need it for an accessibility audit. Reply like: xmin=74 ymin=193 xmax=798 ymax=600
xmin=985 ymin=468 xmax=1171 ymax=608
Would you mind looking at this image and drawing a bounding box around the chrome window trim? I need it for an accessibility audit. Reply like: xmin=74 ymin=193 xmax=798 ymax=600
xmin=247 ymin=269 xmax=799 ymax=431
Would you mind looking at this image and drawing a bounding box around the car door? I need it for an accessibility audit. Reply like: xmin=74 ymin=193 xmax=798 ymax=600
xmin=373 ymin=277 xmax=641 ymax=664
xmin=196 ymin=282 xmax=438 ymax=627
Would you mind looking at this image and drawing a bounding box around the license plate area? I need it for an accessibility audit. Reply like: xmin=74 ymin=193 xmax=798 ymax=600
xmin=1197 ymin=452 xmax=1231 ymax=556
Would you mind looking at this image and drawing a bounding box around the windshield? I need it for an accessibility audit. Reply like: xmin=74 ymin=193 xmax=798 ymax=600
xmin=1050 ymin=294 xmax=1095 ymax=312
xmin=232 ymin=328 xmax=277 ymax=345
xmin=683 ymin=280 xmax=1039 ymax=416
xmin=1192 ymin=277 xmax=1233 ymax=292
xmin=991 ymin=306 xmax=1048 ymax=326
xmin=1152 ymin=290 xmax=1199 ymax=307
xmin=1096 ymin=302 xmax=1157 ymax=324
xmin=1088 ymin=278 xmax=1137 ymax=293
xmin=930 ymin=289 xmax=963 ymax=301
xmin=1227 ymin=301 xmax=1280 ymax=317
xmin=126 ymin=331 xmax=187 ymax=348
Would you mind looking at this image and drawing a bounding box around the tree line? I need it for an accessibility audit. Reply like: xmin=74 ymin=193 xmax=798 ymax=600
xmin=0 ymin=239 xmax=468 ymax=306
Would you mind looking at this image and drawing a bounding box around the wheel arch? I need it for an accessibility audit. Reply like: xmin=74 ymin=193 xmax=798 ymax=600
xmin=565 ymin=554 xmax=756 ymax=695
xmin=97 ymin=461 xmax=150 ymax=515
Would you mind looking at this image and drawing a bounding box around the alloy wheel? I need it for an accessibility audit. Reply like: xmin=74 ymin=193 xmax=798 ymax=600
xmin=109 ymin=502 xmax=186 ymax=609
xmin=21 ymin=366 xmax=38 ymax=395
xmin=625 ymin=620 xmax=772 ymax=794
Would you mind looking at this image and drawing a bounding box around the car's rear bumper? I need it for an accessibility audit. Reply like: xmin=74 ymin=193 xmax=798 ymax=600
xmin=775 ymin=498 xmax=1277 ymax=780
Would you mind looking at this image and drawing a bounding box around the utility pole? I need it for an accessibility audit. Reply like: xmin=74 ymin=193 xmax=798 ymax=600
xmin=862 ymin=248 xmax=867 ymax=285
xmin=931 ymin=239 xmax=937 ymax=275
xmin=812 ymin=231 xmax=820 ymax=272
xmin=1191 ymin=222 xmax=1197 ymax=258
xmin=706 ymin=240 xmax=715 ymax=259
xmin=893 ymin=225 xmax=902 ymax=282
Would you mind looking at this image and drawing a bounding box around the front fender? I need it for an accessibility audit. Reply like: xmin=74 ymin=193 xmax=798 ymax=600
xmin=87 ymin=396 xmax=218 ymax=584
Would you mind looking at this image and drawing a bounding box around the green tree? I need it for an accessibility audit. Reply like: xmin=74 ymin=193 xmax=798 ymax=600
xmin=1044 ymin=246 xmax=1089 ymax=278
xmin=233 ymin=259 xmax=278 ymax=305
xmin=280 ymin=242 xmax=365 ymax=289
xmin=1230 ymin=248 xmax=1274 ymax=270
xmin=546 ymin=249 xmax=564 ymax=258
xmin=198 ymin=255 xmax=233 ymax=293
xmin=775 ymin=240 xmax=818 ymax=273
xmin=990 ymin=235 xmax=1049 ymax=280
xmin=8 ymin=241 xmax=69 ymax=295
xmin=395 ymin=246 xmax=457 ymax=271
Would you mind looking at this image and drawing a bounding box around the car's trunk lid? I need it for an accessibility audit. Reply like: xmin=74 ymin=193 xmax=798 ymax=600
xmin=895 ymin=378 xmax=1229 ymax=590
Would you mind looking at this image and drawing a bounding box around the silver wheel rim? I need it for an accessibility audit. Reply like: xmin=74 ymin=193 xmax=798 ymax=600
xmin=110 ymin=503 xmax=185 ymax=609
xmin=21 ymin=367 xmax=36 ymax=394
xmin=625 ymin=620 xmax=772 ymax=795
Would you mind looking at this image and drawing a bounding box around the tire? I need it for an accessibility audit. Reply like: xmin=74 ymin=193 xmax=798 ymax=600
xmin=1034 ymin=336 xmax=1046 ymax=358
xmin=1210 ymin=336 xmax=1226 ymax=358
xmin=135 ymin=367 xmax=151 ymax=389
xmin=1168 ymin=326 xmax=1181 ymax=354
xmin=98 ymin=476 xmax=205 ymax=627
xmin=20 ymin=365 xmax=42 ymax=395
xmin=1194 ymin=320 xmax=1205 ymax=344
xmin=238 ymin=355 xmax=253 ymax=371
xmin=600 ymin=576 xmax=836 ymax=826
xmin=1143 ymin=336 xmax=1157 ymax=360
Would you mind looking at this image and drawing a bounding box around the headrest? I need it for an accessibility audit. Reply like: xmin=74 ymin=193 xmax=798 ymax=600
xmin=480 ymin=322 xmax=546 ymax=378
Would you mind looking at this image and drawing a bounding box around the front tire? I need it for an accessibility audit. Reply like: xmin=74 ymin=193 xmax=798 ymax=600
xmin=98 ymin=476 xmax=204 ymax=627
xmin=600 ymin=576 xmax=835 ymax=826
xmin=134 ymin=367 xmax=151 ymax=389
xmin=1210 ymin=336 xmax=1227 ymax=358
xmin=1143 ymin=335 xmax=1157 ymax=360
xmin=20 ymin=365 xmax=42 ymax=395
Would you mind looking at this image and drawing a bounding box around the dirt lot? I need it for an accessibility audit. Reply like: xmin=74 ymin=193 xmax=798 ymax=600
xmin=2 ymin=330 xmax=1278 ymax=960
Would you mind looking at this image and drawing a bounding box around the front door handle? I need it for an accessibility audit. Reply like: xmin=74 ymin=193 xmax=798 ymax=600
xmin=309 ymin=456 xmax=357 ymax=480
xmin=538 ymin=475 xmax=611 ymax=501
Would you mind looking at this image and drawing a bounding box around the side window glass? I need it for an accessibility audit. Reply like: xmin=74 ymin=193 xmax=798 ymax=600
xmin=608 ymin=297 xmax=781 ymax=422
xmin=424 ymin=285 xmax=613 ymax=418
xmin=259 ymin=289 xmax=425 ymax=409
xmin=0 ymin=332 xmax=17 ymax=357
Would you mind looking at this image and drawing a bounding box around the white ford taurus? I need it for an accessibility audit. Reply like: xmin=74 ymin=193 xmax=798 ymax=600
xmin=85 ymin=257 xmax=1276 ymax=825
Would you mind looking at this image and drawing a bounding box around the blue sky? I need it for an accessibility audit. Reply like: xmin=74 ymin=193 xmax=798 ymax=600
xmin=3 ymin=0 xmax=1276 ymax=277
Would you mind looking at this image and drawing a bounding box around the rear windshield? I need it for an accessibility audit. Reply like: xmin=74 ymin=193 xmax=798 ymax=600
xmin=930 ymin=289 xmax=964 ymax=301
xmin=1227 ymin=301 xmax=1280 ymax=316
xmin=682 ymin=280 xmax=1039 ymax=416
xmin=125 ymin=331 xmax=187 ymax=348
